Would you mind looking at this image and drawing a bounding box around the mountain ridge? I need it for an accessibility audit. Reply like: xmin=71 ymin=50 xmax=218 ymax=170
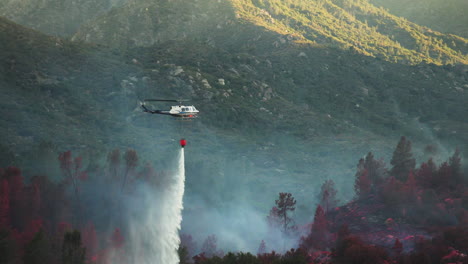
xmin=71 ymin=0 xmax=468 ymax=66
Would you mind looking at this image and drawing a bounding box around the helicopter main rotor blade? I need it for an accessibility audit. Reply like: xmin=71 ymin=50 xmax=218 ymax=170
xmin=144 ymin=99 xmax=179 ymax=102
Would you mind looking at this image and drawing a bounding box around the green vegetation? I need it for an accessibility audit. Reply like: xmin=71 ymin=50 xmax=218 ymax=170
xmin=370 ymin=0 xmax=468 ymax=38
xmin=66 ymin=0 xmax=468 ymax=66
xmin=230 ymin=0 xmax=467 ymax=65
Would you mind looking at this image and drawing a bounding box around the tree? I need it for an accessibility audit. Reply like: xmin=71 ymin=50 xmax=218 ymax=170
xmin=363 ymin=152 xmax=387 ymax=184
xmin=448 ymin=148 xmax=463 ymax=183
xmin=107 ymin=149 xmax=121 ymax=181
xmin=58 ymin=151 xmax=85 ymax=210
xmin=81 ymin=223 xmax=98 ymax=260
xmin=300 ymin=205 xmax=330 ymax=251
xmin=180 ymin=233 xmax=197 ymax=260
xmin=222 ymin=252 xmax=260 ymax=264
xmin=436 ymin=162 xmax=453 ymax=190
xmin=392 ymin=238 xmax=403 ymax=256
xmin=318 ymin=180 xmax=339 ymax=213
xmin=4 ymin=167 xmax=30 ymax=231
xmin=355 ymin=169 xmax=371 ymax=199
xmin=416 ymin=158 xmax=438 ymax=188
xmin=122 ymin=149 xmax=138 ymax=192
xmin=23 ymin=229 xmax=55 ymax=264
xmin=390 ymin=136 xmax=416 ymax=181
xmin=281 ymin=248 xmax=309 ymax=264
xmin=178 ymin=246 xmax=190 ymax=264
xmin=201 ymin=235 xmax=223 ymax=258
xmin=311 ymin=205 xmax=328 ymax=233
xmin=381 ymin=177 xmax=405 ymax=209
xmin=110 ymin=228 xmax=124 ymax=249
xmin=30 ymin=175 xmax=68 ymax=235
xmin=267 ymin=193 xmax=297 ymax=236
xmin=0 ymin=228 xmax=18 ymax=264
xmin=404 ymin=170 xmax=417 ymax=202
xmin=257 ymin=240 xmax=267 ymax=255
xmin=62 ymin=230 xmax=86 ymax=264
xmin=0 ymin=179 xmax=9 ymax=227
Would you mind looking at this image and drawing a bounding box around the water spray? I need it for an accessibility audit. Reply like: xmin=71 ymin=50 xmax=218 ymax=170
xmin=123 ymin=139 xmax=186 ymax=264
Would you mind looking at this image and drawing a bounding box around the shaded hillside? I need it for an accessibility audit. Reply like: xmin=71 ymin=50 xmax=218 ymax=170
xmin=369 ymin=0 xmax=468 ymax=38
xmin=2 ymin=15 xmax=468 ymax=157
xmin=0 ymin=0 xmax=126 ymax=36
xmin=72 ymin=0 xmax=241 ymax=49
xmin=125 ymin=39 xmax=468 ymax=150
xmin=1 ymin=16 xmax=467 ymax=212
xmin=0 ymin=17 xmax=144 ymax=155
xmin=72 ymin=0 xmax=468 ymax=65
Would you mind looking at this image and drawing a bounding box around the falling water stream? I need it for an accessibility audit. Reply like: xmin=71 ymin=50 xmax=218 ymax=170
xmin=126 ymin=148 xmax=186 ymax=264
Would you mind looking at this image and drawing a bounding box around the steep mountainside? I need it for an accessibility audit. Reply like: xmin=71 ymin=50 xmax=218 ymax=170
xmin=369 ymin=0 xmax=468 ymax=38
xmin=1 ymin=4 xmax=468 ymax=242
xmin=231 ymin=0 xmax=467 ymax=65
xmin=0 ymin=0 xmax=126 ymax=36
xmin=73 ymin=0 xmax=468 ymax=65
xmin=1 ymin=15 xmax=467 ymax=175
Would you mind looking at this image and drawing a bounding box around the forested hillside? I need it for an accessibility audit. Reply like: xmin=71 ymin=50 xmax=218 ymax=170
xmin=0 ymin=0 xmax=467 ymax=262
xmin=370 ymin=0 xmax=468 ymax=38
xmin=72 ymin=0 xmax=468 ymax=65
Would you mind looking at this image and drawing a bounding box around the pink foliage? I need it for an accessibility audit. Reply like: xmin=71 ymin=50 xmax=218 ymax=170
xmin=441 ymin=248 xmax=468 ymax=264
xmin=309 ymin=251 xmax=332 ymax=264
xmin=301 ymin=205 xmax=331 ymax=251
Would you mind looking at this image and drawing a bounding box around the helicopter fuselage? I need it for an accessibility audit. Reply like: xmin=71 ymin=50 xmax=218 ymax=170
xmin=142 ymin=104 xmax=199 ymax=118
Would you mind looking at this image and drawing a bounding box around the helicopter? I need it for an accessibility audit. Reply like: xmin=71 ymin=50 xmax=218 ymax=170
xmin=141 ymin=99 xmax=199 ymax=118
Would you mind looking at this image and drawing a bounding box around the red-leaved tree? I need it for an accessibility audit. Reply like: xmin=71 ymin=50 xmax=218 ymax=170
xmin=300 ymin=205 xmax=330 ymax=251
